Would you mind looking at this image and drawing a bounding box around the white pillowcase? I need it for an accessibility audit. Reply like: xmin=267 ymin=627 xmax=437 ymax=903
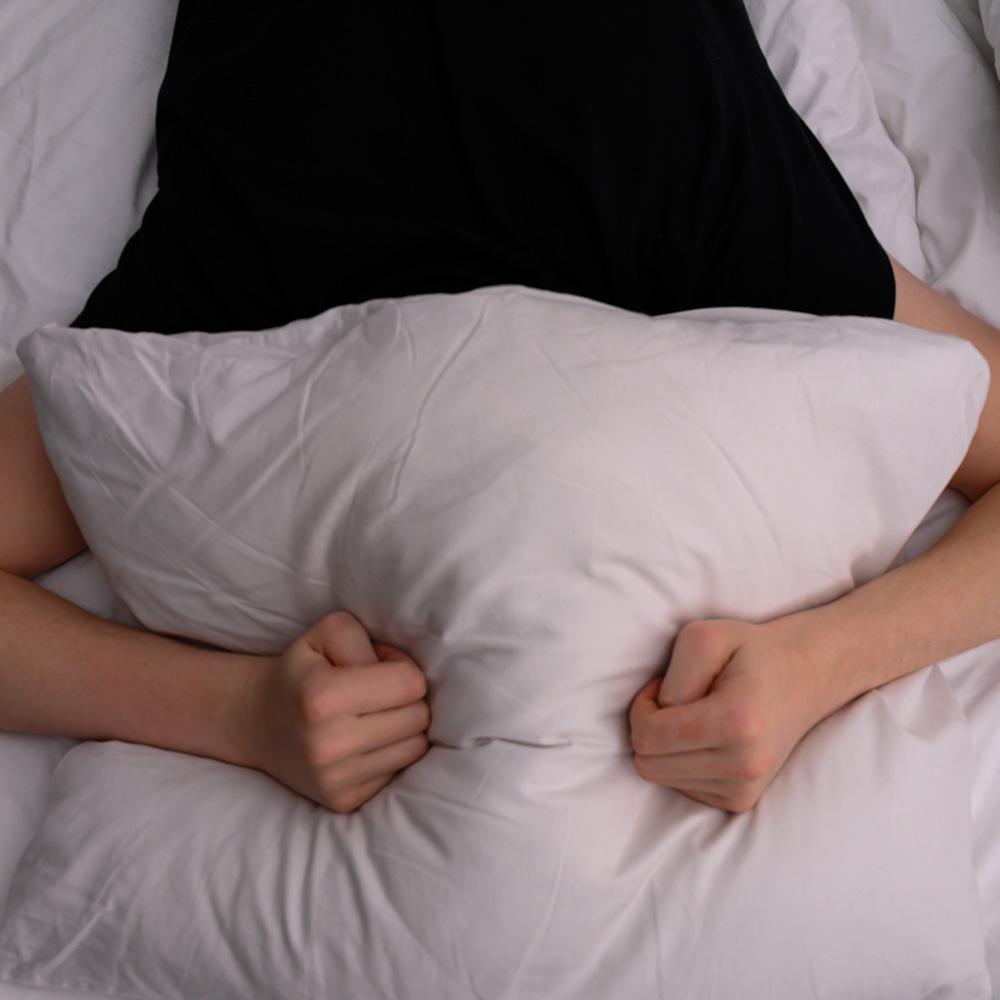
xmin=1 ymin=669 xmax=990 ymax=1000
xmin=850 ymin=0 xmax=1000 ymax=321
xmin=0 ymin=0 xmax=174 ymax=389
xmin=745 ymin=0 xmax=927 ymax=277
xmin=0 ymin=286 xmax=992 ymax=998
xmin=979 ymin=0 xmax=1000 ymax=77
xmin=10 ymin=287 xmax=989 ymax=748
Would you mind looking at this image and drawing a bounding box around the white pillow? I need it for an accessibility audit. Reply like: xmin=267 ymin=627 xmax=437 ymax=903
xmin=0 ymin=0 xmax=175 ymax=388
xmin=979 ymin=0 xmax=1000 ymax=78
xmin=1 ymin=668 xmax=990 ymax=1000
xmin=10 ymin=287 xmax=989 ymax=747
xmin=745 ymin=0 xmax=927 ymax=278
xmin=850 ymin=0 xmax=1000 ymax=321
xmin=0 ymin=286 xmax=992 ymax=998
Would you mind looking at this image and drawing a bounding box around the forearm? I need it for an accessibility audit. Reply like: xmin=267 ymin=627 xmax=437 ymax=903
xmin=0 ymin=568 xmax=263 ymax=768
xmin=781 ymin=481 xmax=1000 ymax=714
xmin=772 ymin=259 xmax=1000 ymax=716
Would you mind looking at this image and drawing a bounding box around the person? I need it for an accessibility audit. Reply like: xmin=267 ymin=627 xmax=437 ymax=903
xmin=2 ymin=1 xmax=1000 ymax=816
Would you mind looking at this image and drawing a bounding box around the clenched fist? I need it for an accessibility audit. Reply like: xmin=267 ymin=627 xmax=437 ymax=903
xmin=245 ymin=611 xmax=431 ymax=813
xmin=628 ymin=617 xmax=838 ymax=814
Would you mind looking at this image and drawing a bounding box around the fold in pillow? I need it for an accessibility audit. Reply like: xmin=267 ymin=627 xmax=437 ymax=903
xmin=979 ymin=0 xmax=1000 ymax=79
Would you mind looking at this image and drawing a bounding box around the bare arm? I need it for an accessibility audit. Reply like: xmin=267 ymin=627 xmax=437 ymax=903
xmin=791 ymin=256 xmax=1000 ymax=702
xmin=0 ymin=374 xmax=86 ymax=578
xmin=889 ymin=257 xmax=1000 ymax=505
xmin=0 ymin=568 xmax=261 ymax=765
xmin=630 ymin=256 xmax=1000 ymax=812
xmin=0 ymin=373 xmax=261 ymax=764
xmin=0 ymin=374 xmax=429 ymax=812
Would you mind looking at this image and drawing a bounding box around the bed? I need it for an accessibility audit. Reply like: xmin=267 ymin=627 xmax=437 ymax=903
xmin=1 ymin=1 xmax=999 ymax=997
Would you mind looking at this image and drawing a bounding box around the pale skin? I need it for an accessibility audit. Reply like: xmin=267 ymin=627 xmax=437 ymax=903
xmin=0 ymin=379 xmax=433 ymax=815
xmin=1 ymin=255 xmax=999 ymax=815
xmin=630 ymin=258 xmax=1000 ymax=812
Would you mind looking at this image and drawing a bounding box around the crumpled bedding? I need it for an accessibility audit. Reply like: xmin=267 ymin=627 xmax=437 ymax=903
xmin=1 ymin=0 xmax=1000 ymax=997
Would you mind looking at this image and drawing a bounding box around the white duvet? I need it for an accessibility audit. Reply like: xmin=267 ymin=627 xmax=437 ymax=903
xmin=1 ymin=0 xmax=1000 ymax=998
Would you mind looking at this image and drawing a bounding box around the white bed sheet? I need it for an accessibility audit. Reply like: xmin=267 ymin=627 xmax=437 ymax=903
xmin=1 ymin=0 xmax=999 ymax=997
xmin=914 ymin=491 xmax=1000 ymax=989
xmin=772 ymin=0 xmax=1000 ymax=984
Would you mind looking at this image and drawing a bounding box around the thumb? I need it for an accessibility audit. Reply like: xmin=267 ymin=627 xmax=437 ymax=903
xmin=304 ymin=611 xmax=378 ymax=667
xmin=658 ymin=620 xmax=746 ymax=707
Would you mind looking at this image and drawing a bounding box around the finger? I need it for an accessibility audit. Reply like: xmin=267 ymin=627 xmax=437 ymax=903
xmin=636 ymin=678 xmax=661 ymax=703
xmin=643 ymin=771 xmax=761 ymax=814
xmin=319 ymin=700 xmax=431 ymax=757
xmin=305 ymin=611 xmax=378 ymax=666
xmin=326 ymin=661 xmax=428 ymax=714
xmin=672 ymin=786 xmax=738 ymax=812
xmin=630 ymin=688 xmax=729 ymax=755
xmin=628 ymin=680 xmax=662 ymax=728
xmin=660 ymin=774 xmax=743 ymax=794
xmin=350 ymin=773 xmax=395 ymax=807
xmin=371 ymin=643 xmax=429 ymax=694
xmin=321 ymin=772 xmax=393 ymax=814
xmin=659 ymin=621 xmax=744 ymax=707
xmin=328 ymin=733 xmax=429 ymax=787
xmin=634 ymin=747 xmax=737 ymax=784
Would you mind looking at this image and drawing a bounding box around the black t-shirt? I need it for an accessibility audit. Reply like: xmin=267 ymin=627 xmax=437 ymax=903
xmin=72 ymin=0 xmax=895 ymax=334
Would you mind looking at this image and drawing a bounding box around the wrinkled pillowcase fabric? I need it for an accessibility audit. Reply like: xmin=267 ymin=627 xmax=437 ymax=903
xmin=980 ymin=0 xmax=1000 ymax=78
xmin=15 ymin=286 xmax=988 ymax=751
xmin=745 ymin=0 xmax=926 ymax=277
xmin=0 ymin=665 xmax=990 ymax=1000
xmin=2 ymin=286 xmax=992 ymax=999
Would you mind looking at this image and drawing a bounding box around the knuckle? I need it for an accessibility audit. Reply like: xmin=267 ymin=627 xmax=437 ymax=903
xmin=298 ymin=674 xmax=348 ymax=725
xmin=678 ymin=619 xmax=712 ymax=643
xmin=725 ymin=706 xmax=761 ymax=745
xmin=733 ymin=753 xmax=769 ymax=782
xmin=727 ymin=795 xmax=758 ymax=815
xmin=300 ymin=683 xmax=343 ymax=724
xmin=677 ymin=619 xmax=721 ymax=655
xmin=676 ymin=716 xmax=706 ymax=745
